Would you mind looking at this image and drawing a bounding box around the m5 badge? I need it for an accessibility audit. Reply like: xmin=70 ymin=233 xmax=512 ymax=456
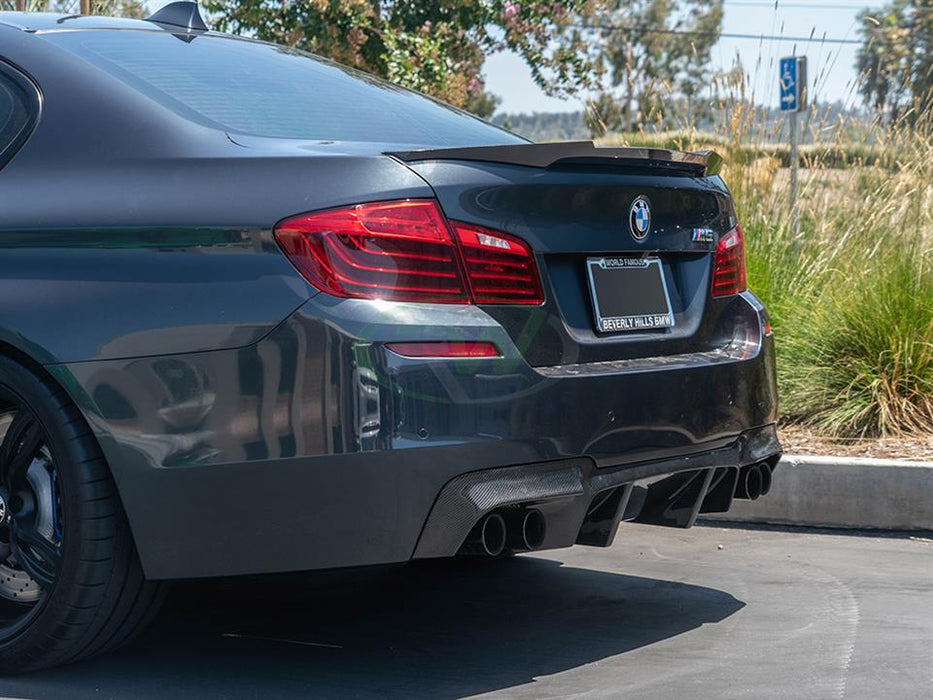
xmin=692 ymin=228 xmax=716 ymax=244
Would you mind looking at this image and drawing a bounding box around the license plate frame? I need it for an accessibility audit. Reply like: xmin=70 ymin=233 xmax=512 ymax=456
xmin=585 ymin=257 xmax=675 ymax=333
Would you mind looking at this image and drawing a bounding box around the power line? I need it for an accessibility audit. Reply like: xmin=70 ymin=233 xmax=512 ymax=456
xmin=726 ymin=2 xmax=864 ymax=8
xmin=725 ymin=1 xmax=932 ymax=10
xmin=575 ymin=22 xmax=863 ymax=44
xmin=710 ymin=30 xmax=859 ymax=43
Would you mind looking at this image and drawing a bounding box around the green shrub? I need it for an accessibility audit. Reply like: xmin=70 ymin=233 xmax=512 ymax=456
xmin=780 ymin=244 xmax=933 ymax=436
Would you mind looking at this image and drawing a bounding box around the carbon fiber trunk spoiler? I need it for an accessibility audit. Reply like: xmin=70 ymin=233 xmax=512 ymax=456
xmin=389 ymin=141 xmax=723 ymax=177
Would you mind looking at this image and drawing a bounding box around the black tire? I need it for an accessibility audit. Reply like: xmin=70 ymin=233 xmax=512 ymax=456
xmin=0 ymin=353 xmax=165 ymax=674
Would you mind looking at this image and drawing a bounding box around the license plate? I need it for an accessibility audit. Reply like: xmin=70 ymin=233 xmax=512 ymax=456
xmin=586 ymin=257 xmax=674 ymax=333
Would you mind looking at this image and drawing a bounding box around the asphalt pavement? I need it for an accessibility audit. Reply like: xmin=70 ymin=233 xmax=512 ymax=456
xmin=1 ymin=523 xmax=930 ymax=699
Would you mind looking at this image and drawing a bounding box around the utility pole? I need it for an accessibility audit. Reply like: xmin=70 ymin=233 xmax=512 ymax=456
xmin=15 ymin=0 xmax=25 ymax=12
xmin=81 ymin=0 xmax=91 ymax=14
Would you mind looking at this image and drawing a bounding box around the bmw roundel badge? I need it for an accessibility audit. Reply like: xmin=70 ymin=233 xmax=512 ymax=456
xmin=629 ymin=196 xmax=651 ymax=240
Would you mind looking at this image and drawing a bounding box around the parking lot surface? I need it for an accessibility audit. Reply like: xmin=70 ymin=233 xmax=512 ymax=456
xmin=1 ymin=523 xmax=930 ymax=699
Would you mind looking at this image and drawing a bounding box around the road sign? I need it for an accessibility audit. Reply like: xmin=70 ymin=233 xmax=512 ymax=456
xmin=779 ymin=56 xmax=807 ymax=112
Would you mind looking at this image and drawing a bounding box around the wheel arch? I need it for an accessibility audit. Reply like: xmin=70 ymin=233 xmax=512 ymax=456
xmin=0 ymin=337 xmax=98 ymax=419
xmin=0 ymin=338 xmax=139 ymax=549
xmin=0 ymin=330 xmax=164 ymax=672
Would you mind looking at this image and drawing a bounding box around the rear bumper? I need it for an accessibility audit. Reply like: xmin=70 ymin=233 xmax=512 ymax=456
xmin=56 ymin=292 xmax=780 ymax=580
xmin=414 ymin=425 xmax=780 ymax=559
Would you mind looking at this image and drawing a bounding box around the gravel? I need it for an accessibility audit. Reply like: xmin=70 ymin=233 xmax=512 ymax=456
xmin=779 ymin=424 xmax=933 ymax=461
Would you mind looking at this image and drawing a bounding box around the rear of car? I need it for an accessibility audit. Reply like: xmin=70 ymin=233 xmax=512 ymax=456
xmin=0 ymin=10 xmax=780 ymax=672
xmin=262 ymin=147 xmax=780 ymax=561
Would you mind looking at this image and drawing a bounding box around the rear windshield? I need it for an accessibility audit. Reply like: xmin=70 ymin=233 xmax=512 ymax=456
xmin=44 ymin=31 xmax=523 ymax=147
xmin=0 ymin=72 xmax=31 ymax=162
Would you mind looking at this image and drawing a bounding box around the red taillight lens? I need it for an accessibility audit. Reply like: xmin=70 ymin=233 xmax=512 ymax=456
xmin=274 ymin=200 xmax=469 ymax=303
xmin=711 ymin=225 xmax=747 ymax=297
xmin=450 ymin=222 xmax=544 ymax=305
xmin=274 ymin=199 xmax=543 ymax=305
xmin=385 ymin=341 xmax=500 ymax=358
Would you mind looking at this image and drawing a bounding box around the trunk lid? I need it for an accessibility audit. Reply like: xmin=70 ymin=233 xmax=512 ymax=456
xmin=391 ymin=142 xmax=744 ymax=367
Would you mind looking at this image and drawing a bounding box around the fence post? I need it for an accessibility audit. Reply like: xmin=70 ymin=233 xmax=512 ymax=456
xmin=81 ymin=0 xmax=91 ymax=14
xmin=15 ymin=0 xmax=25 ymax=11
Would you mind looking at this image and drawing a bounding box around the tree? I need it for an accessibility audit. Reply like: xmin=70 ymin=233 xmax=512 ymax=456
xmin=857 ymin=0 xmax=933 ymax=122
xmin=97 ymin=0 xmax=145 ymax=16
xmin=0 ymin=0 xmax=144 ymax=15
xmin=585 ymin=0 xmax=724 ymax=132
xmin=202 ymin=0 xmax=599 ymax=117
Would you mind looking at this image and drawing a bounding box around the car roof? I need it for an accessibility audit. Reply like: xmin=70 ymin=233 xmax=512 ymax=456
xmin=0 ymin=12 xmax=160 ymax=32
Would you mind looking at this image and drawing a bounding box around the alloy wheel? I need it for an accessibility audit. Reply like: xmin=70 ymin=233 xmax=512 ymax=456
xmin=0 ymin=406 xmax=62 ymax=636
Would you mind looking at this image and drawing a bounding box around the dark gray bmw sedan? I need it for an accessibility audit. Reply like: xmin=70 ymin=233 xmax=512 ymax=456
xmin=0 ymin=2 xmax=780 ymax=672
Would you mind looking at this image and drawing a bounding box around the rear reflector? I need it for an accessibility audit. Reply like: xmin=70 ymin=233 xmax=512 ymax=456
xmin=385 ymin=341 xmax=500 ymax=358
xmin=274 ymin=200 xmax=543 ymax=305
xmin=711 ymin=225 xmax=748 ymax=297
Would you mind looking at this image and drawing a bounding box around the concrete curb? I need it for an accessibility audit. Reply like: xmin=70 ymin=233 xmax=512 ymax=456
xmin=701 ymin=454 xmax=933 ymax=531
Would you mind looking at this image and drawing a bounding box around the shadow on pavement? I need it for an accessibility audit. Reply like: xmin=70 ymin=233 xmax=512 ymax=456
xmin=4 ymin=556 xmax=744 ymax=699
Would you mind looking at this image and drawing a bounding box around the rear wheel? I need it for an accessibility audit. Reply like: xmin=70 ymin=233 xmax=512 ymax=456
xmin=0 ymin=354 xmax=164 ymax=674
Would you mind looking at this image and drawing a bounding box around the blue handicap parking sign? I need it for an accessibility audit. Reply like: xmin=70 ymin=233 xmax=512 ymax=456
xmin=780 ymin=56 xmax=807 ymax=112
xmin=780 ymin=57 xmax=798 ymax=111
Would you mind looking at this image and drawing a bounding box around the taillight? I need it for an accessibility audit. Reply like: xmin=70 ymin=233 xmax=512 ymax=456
xmin=450 ymin=222 xmax=543 ymax=304
xmin=274 ymin=199 xmax=543 ymax=305
xmin=711 ymin=225 xmax=747 ymax=297
xmin=274 ymin=200 xmax=469 ymax=303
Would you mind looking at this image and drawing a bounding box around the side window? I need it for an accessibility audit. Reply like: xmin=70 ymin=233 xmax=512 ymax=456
xmin=0 ymin=66 xmax=37 ymax=170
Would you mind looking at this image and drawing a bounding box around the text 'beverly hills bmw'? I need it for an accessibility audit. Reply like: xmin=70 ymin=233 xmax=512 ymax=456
xmin=0 ymin=2 xmax=780 ymax=672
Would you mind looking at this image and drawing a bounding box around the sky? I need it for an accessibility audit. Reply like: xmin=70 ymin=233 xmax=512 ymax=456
xmin=147 ymin=0 xmax=870 ymax=114
xmin=485 ymin=1 xmax=868 ymax=114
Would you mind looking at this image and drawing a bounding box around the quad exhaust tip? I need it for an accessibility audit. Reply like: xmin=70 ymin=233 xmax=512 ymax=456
xmin=506 ymin=508 xmax=546 ymax=551
xmin=462 ymin=508 xmax=547 ymax=557
xmin=758 ymin=462 xmax=773 ymax=496
xmin=476 ymin=512 xmax=507 ymax=557
xmin=735 ymin=462 xmax=773 ymax=501
xmin=521 ymin=509 xmax=547 ymax=550
xmin=744 ymin=465 xmax=763 ymax=500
